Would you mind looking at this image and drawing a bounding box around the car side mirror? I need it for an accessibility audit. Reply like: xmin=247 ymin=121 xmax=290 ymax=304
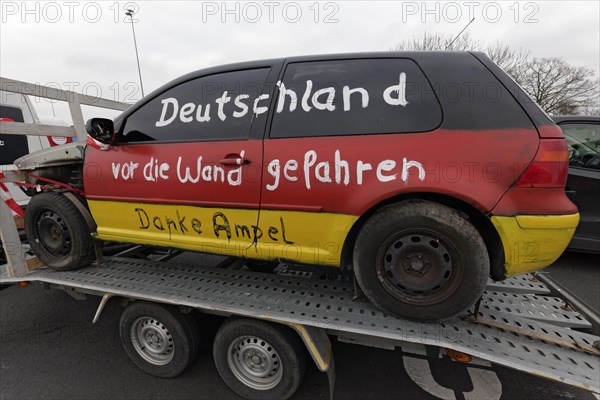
xmin=85 ymin=118 xmax=115 ymax=144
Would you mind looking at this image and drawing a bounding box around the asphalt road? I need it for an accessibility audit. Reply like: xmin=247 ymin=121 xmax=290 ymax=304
xmin=545 ymin=251 xmax=600 ymax=311
xmin=0 ymin=251 xmax=598 ymax=400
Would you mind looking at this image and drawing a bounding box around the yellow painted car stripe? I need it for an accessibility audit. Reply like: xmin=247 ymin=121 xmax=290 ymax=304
xmin=88 ymin=200 xmax=357 ymax=267
xmin=515 ymin=213 xmax=580 ymax=230
xmin=89 ymin=200 xmax=578 ymax=279
xmin=491 ymin=214 xmax=579 ymax=277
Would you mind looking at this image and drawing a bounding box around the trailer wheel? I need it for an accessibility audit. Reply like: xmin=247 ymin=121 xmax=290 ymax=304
xmin=213 ymin=318 xmax=306 ymax=400
xmin=353 ymin=200 xmax=489 ymax=321
xmin=25 ymin=192 xmax=95 ymax=271
xmin=119 ymin=301 xmax=200 ymax=378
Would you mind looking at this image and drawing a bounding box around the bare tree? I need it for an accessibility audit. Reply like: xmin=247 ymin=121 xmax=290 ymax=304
xmin=483 ymin=41 xmax=530 ymax=78
xmin=391 ymin=31 xmax=477 ymax=51
xmin=391 ymin=32 xmax=529 ymax=75
xmin=391 ymin=32 xmax=599 ymax=115
xmin=513 ymin=57 xmax=599 ymax=115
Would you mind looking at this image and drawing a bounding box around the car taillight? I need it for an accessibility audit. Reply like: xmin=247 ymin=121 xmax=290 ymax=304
xmin=515 ymin=139 xmax=569 ymax=188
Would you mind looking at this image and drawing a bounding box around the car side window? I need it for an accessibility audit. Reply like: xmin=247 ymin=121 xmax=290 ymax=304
xmin=561 ymin=123 xmax=600 ymax=170
xmin=119 ymin=68 xmax=271 ymax=143
xmin=269 ymin=59 xmax=442 ymax=139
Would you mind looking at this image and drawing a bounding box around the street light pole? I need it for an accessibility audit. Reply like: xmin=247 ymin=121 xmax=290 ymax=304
xmin=125 ymin=9 xmax=145 ymax=97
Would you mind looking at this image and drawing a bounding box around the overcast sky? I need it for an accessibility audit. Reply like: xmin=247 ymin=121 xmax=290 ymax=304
xmin=1 ymin=0 xmax=599 ymax=122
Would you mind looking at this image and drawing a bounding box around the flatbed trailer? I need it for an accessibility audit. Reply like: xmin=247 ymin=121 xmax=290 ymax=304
xmin=1 ymin=245 xmax=599 ymax=399
xmin=2 ymin=76 xmax=598 ymax=399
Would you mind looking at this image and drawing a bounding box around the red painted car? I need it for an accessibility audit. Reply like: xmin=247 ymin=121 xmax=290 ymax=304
xmin=21 ymin=52 xmax=578 ymax=321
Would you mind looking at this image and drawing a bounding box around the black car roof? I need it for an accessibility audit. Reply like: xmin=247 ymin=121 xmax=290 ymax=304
xmin=172 ymin=50 xmax=471 ymax=80
xmin=114 ymin=51 xmax=475 ymax=126
xmin=112 ymin=51 xmax=547 ymax=132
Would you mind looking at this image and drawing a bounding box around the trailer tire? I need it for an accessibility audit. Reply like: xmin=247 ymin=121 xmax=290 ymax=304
xmin=213 ymin=318 xmax=306 ymax=400
xmin=353 ymin=200 xmax=489 ymax=321
xmin=25 ymin=192 xmax=95 ymax=271
xmin=119 ymin=301 xmax=200 ymax=378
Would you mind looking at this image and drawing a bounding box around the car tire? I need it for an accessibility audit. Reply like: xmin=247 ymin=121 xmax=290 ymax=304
xmin=353 ymin=200 xmax=489 ymax=321
xmin=213 ymin=318 xmax=306 ymax=400
xmin=119 ymin=301 xmax=200 ymax=378
xmin=25 ymin=192 xmax=95 ymax=271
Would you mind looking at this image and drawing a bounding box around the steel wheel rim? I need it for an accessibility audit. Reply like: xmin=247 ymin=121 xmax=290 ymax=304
xmin=376 ymin=229 xmax=463 ymax=305
xmin=130 ymin=317 xmax=174 ymax=366
xmin=35 ymin=209 xmax=72 ymax=257
xmin=227 ymin=335 xmax=283 ymax=390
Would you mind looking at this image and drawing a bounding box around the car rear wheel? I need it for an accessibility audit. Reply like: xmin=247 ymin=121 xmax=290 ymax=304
xmin=353 ymin=200 xmax=489 ymax=321
xmin=25 ymin=192 xmax=95 ymax=271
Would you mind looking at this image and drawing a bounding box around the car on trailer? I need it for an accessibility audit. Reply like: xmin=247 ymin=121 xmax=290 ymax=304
xmin=15 ymin=51 xmax=578 ymax=323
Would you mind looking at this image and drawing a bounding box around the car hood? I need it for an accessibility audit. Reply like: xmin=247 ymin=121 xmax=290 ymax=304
xmin=14 ymin=142 xmax=86 ymax=170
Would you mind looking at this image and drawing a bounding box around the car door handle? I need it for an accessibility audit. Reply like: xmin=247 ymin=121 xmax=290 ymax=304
xmin=219 ymin=157 xmax=250 ymax=166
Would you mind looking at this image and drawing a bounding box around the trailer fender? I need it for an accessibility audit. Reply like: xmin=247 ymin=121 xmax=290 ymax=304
xmin=92 ymin=292 xmax=116 ymax=323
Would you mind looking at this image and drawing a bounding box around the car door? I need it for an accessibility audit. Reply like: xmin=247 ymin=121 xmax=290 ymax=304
xmin=560 ymin=121 xmax=600 ymax=252
xmin=259 ymin=58 xmax=444 ymax=267
xmin=84 ymin=67 xmax=276 ymax=258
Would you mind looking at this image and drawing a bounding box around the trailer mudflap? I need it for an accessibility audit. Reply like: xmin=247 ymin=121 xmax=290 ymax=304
xmin=284 ymin=323 xmax=335 ymax=400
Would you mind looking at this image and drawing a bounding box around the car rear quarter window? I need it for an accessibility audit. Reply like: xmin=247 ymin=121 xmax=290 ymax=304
xmin=119 ymin=68 xmax=271 ymax=143
xmin=269 ymin=58 xmax=442 ymax=138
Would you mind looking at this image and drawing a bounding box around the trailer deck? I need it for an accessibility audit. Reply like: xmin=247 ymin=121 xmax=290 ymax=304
xmin=1 ymin=254 xmax=598 ymax=394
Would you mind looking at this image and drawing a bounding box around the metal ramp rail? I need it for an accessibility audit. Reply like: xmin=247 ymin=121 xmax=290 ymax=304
xmin=1 ymin=255 xmax=598 ymax=394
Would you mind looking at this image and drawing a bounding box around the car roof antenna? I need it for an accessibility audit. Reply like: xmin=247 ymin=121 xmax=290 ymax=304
xmin=445 ymin=17 xmax=476 ymax=50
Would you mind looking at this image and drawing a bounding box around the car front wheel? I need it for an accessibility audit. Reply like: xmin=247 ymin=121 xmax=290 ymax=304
xmin=25 ymin=192 xmax=95 ymax=271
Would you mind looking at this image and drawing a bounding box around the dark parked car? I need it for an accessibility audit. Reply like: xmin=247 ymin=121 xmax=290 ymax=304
xmin=553 ymin=116 xmax=600 ymax=253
